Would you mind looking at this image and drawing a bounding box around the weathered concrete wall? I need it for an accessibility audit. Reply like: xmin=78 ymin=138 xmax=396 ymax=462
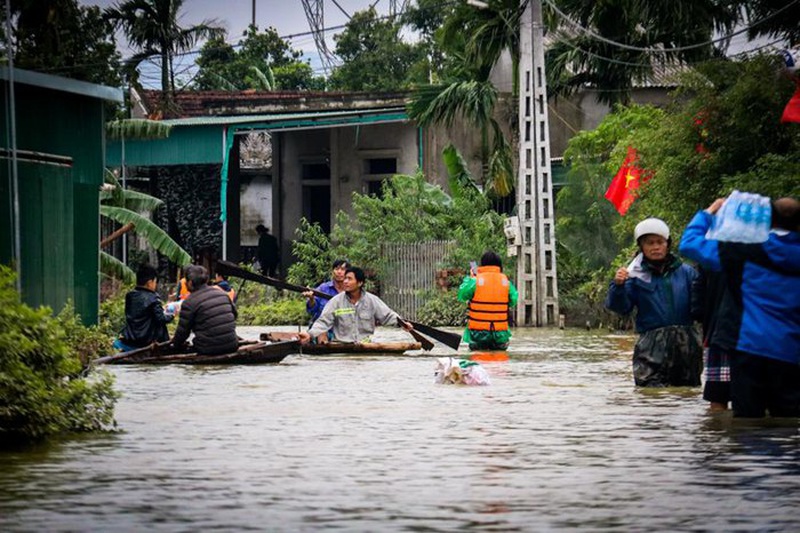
xmin=273 ymin=122 xmax=419 ymax=266
xmin=239 ymin=172 xmax=272 ymax=249
xmin=549 ymin=87 xmax=674 ymax=157
xmin=276 ymin=128 xmax=329 ymax=266
xmin=331 ymin=122 xmax=419 ymax=217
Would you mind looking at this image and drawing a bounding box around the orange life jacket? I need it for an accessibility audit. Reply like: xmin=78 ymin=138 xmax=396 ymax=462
xmin=467 ymin=266 xmax=510 ymax=331
xmin=177 ymin=278 xmax=190 ymax=301
xmin=215 ymin=285 xmax=236 ymax=303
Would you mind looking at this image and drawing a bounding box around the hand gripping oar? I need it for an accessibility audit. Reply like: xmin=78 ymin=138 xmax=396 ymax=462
xmin=398 ymin=318 xmax=435 ymax=351
xmin=406 ymin=320 xmax=462 ymax=350
xmin=216 ymin=260 xmax=328 ymax=299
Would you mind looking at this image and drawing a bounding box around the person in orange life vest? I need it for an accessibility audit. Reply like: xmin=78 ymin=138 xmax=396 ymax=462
xmin=457 ymin=251 xmax=518 ymax=351
xmin=174 ymin=276 xmax=191 ymax=302
xmin=212 ymin=272 xmax=237 ymax=303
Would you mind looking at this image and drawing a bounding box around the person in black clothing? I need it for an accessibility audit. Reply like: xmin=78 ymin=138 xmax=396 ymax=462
xmin=695 ymin=266 xmax=731 ymax=411
xmin=171 ymin=264 xmax=238 ymax=355
xmin=115 ymin=264 xmax=174 ymax=352
xmin=256 ymin=224 xmax=280 ymax=277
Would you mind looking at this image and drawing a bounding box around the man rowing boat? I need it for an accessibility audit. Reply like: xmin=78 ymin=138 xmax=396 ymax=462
xmin=297 ymin=266 xmax=411 ymax=344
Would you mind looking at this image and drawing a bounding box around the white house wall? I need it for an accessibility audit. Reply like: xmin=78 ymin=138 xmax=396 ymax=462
xmin=240 ymin=172 xmax=272 ymax=253
xmin=276 ymin=121 xmax=419 ymax=263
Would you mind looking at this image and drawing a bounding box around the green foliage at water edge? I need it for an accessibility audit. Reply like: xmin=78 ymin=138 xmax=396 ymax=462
xmin=0 ymin=267 xmax=118 ymax=443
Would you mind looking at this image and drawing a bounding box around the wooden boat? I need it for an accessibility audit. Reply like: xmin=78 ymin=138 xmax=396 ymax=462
xmin=261 ymin=332 xmax=422 ymax=355
xmin=97 ymin=339 xmax=300 ymax=365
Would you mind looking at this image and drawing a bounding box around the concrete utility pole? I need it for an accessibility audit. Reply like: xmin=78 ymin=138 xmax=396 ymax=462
xmin=513 ymin=0 xmax=559 ymax=326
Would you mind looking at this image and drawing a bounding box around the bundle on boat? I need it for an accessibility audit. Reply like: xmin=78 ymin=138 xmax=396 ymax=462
xmin=97 ymin=339 xmax=300 ymax=365
xmin=261 ymin=332 xmax=422 ymax=356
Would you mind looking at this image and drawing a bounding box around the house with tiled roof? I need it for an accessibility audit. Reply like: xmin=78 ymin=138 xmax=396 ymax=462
xmin=107 ymin=88 xmax=489 ymax=269
xmin=107 ymin=59 xmax=680 ymax=273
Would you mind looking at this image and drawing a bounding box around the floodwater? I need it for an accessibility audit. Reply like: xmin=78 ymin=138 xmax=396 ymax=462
xmin=1 ymin=326 xmax=798 ymax=532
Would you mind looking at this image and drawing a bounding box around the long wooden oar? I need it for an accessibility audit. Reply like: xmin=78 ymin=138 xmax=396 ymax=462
xmin=398 ymin=319 xmax=434 ymax=351
xmin=216 ymin=260 xmax=329 ymax=299
xmin=95 ymin=340 xmax=172 ymax=365
xmin=406 ymin=320 xmax=462 ymax=350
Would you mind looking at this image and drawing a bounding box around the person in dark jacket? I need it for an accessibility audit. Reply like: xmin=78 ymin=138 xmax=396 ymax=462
xmin=605 ymin=218 xmax=702 ymax=387
xmin=115 ymin=264 xmax=174 ymax=351
xmin=695 ymin=266 xmax=731 ymax=411
xmin=679 ymin=196 xmax=800 ymax=418
xmin=171 ymin=264 xmax=238 ymax=355
xmin=256 ymin=224 xmax=280 ymax=277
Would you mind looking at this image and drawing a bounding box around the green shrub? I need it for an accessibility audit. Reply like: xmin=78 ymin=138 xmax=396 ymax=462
xmin=0 ymin=266 xmax=118 ymax=443
xmin=98 ymin=281 xmax=131 ymax=338
xmin=237 ymin=297 xmax=307 ymax=326
xmin=416 ymin=290 xmax=468 ymax=327
xmin=288 ymin=172 xmax=508 ymax=287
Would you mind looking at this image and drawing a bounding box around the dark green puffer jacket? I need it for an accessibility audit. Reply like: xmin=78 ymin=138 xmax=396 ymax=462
xmin=172 ymin=285 xmax=238 ymax=355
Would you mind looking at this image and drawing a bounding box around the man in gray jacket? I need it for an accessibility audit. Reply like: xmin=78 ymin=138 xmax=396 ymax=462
xmin=172 ymin=264 xmax=238 ymax=355
xmin=298 ymin=266 xmax=407 ymax=344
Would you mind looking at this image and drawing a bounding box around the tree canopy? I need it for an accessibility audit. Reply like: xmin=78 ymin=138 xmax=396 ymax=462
xmin=194 ymin=26 xmax=324 ymax=91
xmin=328 ymin=7 xmax=427 ymax=91
xmin=3 ymin=0 xmax=122 ymax=87
xmin=554 ymin=54 xmax=800 ymax=325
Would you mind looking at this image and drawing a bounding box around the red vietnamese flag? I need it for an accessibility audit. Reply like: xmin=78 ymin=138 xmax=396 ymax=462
xmin=604 ymin=146 xmax=642 ymax=215
xmin=781 ymin=80 xmax=800 ymax=124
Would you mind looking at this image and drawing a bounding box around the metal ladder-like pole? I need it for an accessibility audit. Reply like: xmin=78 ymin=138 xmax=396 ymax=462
xmin=514 ymin=0 xmax=559 ymax=326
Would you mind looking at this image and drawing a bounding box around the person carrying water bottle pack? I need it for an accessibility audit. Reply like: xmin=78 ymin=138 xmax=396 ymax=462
xmin=680 ymin=196 xmax=800 ymax=418
xmin=605 ymin=218 xmax=703 ymax=387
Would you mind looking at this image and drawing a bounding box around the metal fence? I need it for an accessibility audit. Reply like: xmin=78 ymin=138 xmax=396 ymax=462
xmin=380 ymin=240 xmax=454 ymax=320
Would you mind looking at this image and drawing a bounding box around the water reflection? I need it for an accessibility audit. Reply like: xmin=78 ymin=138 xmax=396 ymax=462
xmin=1 ymin=327 xmax=797 ymax=531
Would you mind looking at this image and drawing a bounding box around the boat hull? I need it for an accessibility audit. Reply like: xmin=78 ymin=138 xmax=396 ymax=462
xmin=100 ymin=340 xmax=299 ymax=365
xmin=261 ymin=332 xmax=421 ymax=355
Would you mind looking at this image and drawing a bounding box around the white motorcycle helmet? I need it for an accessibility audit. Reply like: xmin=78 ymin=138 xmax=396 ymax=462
xmin=634 ymin=218 xmax=670 ymax=242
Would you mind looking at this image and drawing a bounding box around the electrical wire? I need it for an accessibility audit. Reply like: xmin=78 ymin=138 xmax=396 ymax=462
xmin=542 ymin=0 xmax=798 ymax=55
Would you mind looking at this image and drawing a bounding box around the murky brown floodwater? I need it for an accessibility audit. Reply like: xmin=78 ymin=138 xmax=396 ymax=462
xmin=1 ymin=326 xmax=798 ymax=531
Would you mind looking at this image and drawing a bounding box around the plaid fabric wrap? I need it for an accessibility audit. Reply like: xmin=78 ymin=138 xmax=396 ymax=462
xmin=704 ymin=346 xmax=731 ymax=382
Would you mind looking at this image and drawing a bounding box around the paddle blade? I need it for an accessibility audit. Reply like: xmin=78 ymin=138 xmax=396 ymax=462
xmin=408 ymin=328 xmax=435 ymax=351
xmin=408 ymin=321 xmax=462 ymax=351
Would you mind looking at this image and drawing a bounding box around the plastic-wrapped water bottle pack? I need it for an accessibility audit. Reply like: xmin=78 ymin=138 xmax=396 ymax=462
xmin=705 ymin=190 xmax=771 ymax=243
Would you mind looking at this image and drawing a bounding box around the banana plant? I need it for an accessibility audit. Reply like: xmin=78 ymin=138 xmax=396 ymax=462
xmin=101 ymin=118 xmax=190 ymax=281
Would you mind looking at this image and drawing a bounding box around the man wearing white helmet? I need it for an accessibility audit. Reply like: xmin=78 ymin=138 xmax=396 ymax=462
xmin=605 ymin=218 xmax=702 ymax=387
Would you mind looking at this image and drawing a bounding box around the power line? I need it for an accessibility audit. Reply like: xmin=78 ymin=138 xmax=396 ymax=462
xmin=542 ymin=0 xmax=799 ymax=55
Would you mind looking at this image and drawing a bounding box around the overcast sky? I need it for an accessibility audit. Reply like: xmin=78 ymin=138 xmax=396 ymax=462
xmin=79 ymin=0 xmax=396 ymax=87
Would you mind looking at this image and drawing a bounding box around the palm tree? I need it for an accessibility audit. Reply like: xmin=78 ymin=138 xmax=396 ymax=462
xmin=107 ymin=0 xmax=224 ymax=114
xmin=543 ymin=0 xmax=741 ymax=105
xmin=408 ymin=0 xmax=525 ymax=198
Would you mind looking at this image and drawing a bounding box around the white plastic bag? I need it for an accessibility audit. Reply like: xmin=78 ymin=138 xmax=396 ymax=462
xmin=434 ymin=357 xmax=491 ymax=386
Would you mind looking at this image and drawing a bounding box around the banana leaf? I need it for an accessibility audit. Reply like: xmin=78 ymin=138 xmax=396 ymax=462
xmin=100 ymin=251 xmax=135 ymax=284
xmin=101 ymin=188 xmax=164 ymax=212
xmin=100 ymin=206 xmax=191 ymax=267
xmin=212 ymin=73 xmax=238 ymax=91
xmin=442 ymin=144 xmax=481 ymax=199
xmin=250 ymin=66 xmax=274 ymax=91
xmin=106 ymin=119 xmax=173 ymax=141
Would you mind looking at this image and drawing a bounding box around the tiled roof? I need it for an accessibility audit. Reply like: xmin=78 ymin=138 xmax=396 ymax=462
xmin=137 ymin=89 xmax=412 ymax=119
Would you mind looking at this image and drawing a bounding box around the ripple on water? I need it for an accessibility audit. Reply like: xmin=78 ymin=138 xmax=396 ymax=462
xmin=1 ymin=327 xmax=798 ymax=531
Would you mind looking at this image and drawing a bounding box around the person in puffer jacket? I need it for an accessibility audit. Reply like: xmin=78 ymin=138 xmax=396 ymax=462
xmin=171 ymin=264 xmax=238 ymax=355
xmin=605 ymin=218 xmax=702 ymax=387
xmin=680 ymin=196 xmax=800 ymax=418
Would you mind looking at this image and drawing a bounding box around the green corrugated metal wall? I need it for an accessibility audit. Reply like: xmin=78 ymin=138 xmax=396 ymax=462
xmin=0 ymin=81 xmax=106 ymax=324
xmin=106 ymin=125 xmax=222 ymax=166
